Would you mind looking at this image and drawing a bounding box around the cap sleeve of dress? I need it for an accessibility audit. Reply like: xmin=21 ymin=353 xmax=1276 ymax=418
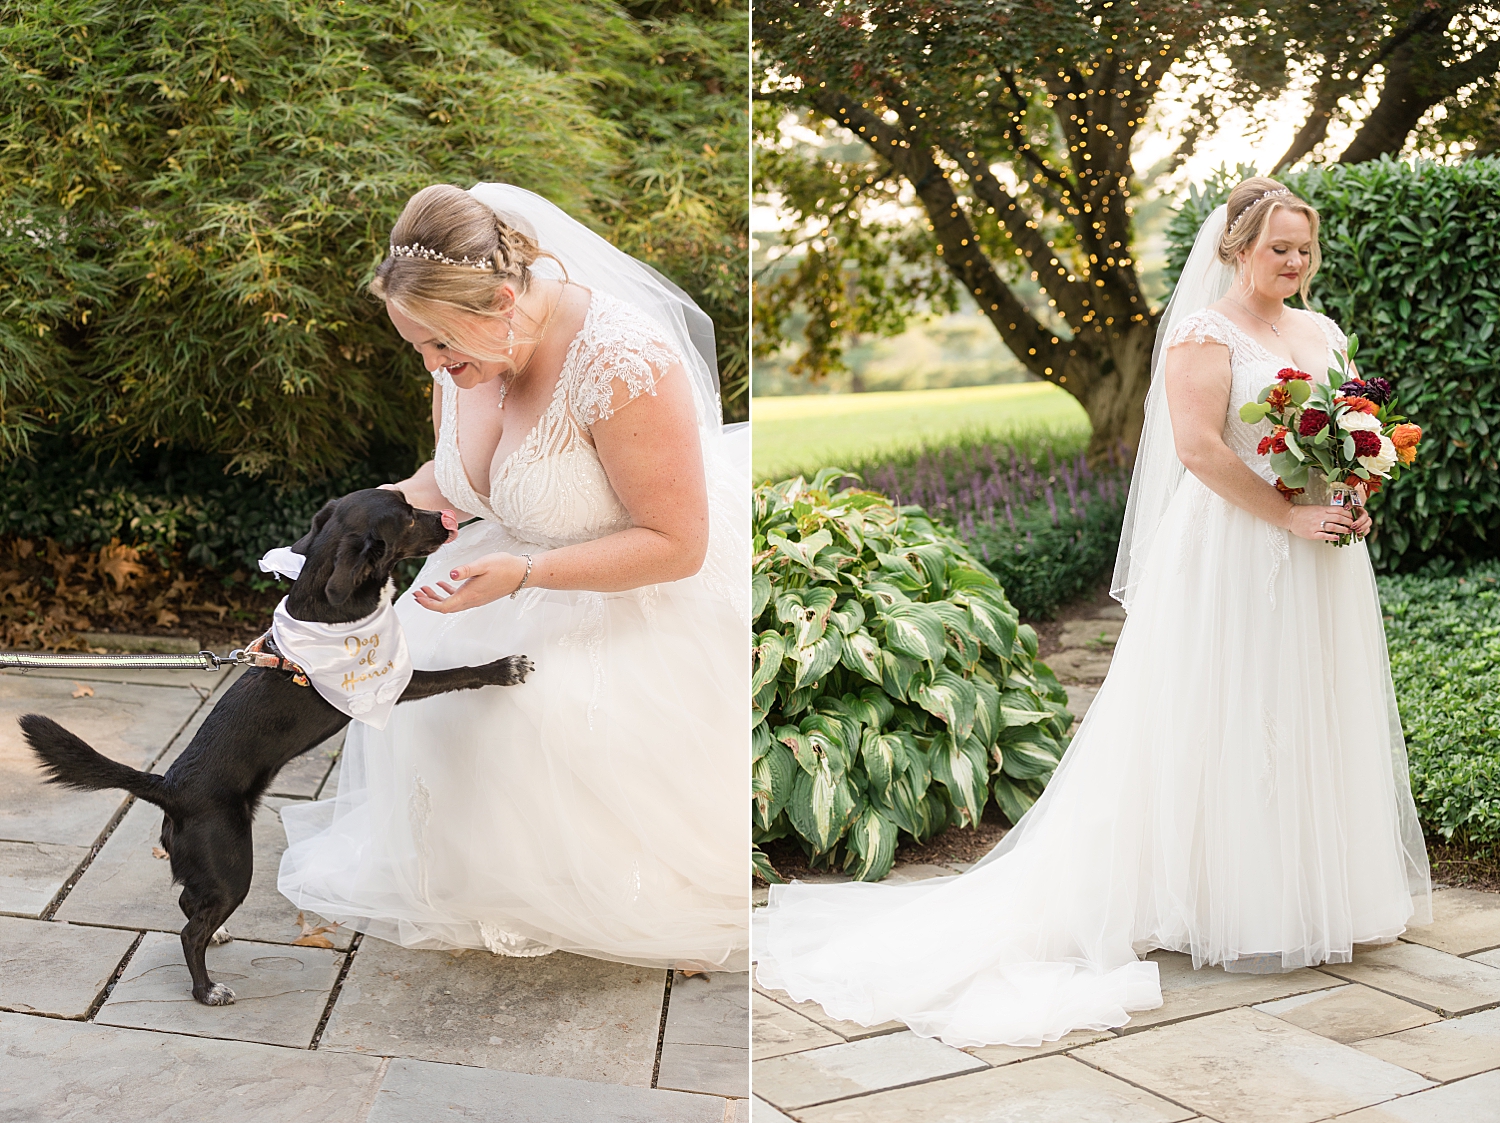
xmin=568 ymin=296 xmax=684 ymax=428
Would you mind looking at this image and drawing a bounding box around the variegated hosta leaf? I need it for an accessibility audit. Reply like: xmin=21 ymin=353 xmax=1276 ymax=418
xmin=998 ymin=728 xmax=1062 ymax=780
xmin=930 ymin=601 xmax=981 ymax=666
xmin=1017 ymin=623 xmax=1040 ymax=659
xmin=854 ymin=685 xmax=896 ymax=729
xmin=998 ymin=688 xmax=1055 ymax=728
xmin=875 ymin=550 xmax=924 ymax=585
xmin=787 ymin=760 xmax=857 ymax=852
xmin=792 ymin=586 xmax=837 ymax=647
xmin=878 ymin=769 xmax=933 ymax=840
xmin=800 ymin=712 xmax=853 ymax=778
xmin=752 ymin=848 xmax=785 ymax=884
xmin=768 ymin=527 xmax=834 ymax=574
xmin=904 ymin=543 xmax=949 ymax=593
xmin=839 ymin=629 xmax=885 ymax=685
xmin=859 ymin=727 xmax=899 ymax=803
xmin=862 ymin=581 xmax=911 ymax=610
xmin=751 ymin=630 xmax=788 ymax=694
xmin=752 ymin=719 xmax=772 ymax=762
xmin=828 ymin=596 xmax=866 ymax=635
xmin=880 ymin=648 xmax=920 ymax=701
xmin=751 ymin=678 xmax=777 ymax=728
xmin=776 ymin=724 xmax=819 ymax=776
xmin=751 ymin=571 xmax=772 ymax=622
xmin=967 ymin=596 xmax=1018 ymax=655
xmin=844 ymin=805 xmax=899 ymax=882
xmin=913 ymin=668 xmax=978 ymax=741
xmin=792 ymin=633 xmax=842 ymax=691
xmin=929 ymin=732 xmax=988 ymax=828
xmin=972 ymin=678 xmax=1001 ymax=744
xmin=881 ymin=601 xmax=946 ymax=662
xmin=992 ymin=774 xmax=1038 ymax=826
xmin=752 ymin=741 xmax=797 ymax=829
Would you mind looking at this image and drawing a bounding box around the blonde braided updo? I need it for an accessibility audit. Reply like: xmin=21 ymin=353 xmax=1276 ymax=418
xmin=370 ymin=184 xmax=566 ymax=360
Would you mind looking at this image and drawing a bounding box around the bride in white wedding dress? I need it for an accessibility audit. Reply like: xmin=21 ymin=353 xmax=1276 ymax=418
xmin=278 ymin=183 xmax=748 ymax=971
xmin=753 ymin=176 xmax=1432 ymax=1046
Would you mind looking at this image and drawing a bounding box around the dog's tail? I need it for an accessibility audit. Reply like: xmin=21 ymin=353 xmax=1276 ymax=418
xmin=19 ymin=714 xmax=180 ymax=817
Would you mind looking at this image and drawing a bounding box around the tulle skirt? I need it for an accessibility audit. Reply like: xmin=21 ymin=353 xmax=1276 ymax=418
xmin=754 ymin=474 xmax=1432 ymax=1047
xmin=278 ymin=518 xmax=749 ymax=971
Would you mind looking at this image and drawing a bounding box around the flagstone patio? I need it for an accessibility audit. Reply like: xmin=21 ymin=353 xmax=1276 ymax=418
xmin=0 ymin=662 xmax=747 ymax=1122
xmin=751 ymin=607 xmax=1500 ymax=1122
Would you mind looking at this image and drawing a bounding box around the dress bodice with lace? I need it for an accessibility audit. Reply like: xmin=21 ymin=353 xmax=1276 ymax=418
xmin=431 ymin=290 xmax=682 ymax=550
xmin=1164 ymin=307 xmax=1348 ymax=497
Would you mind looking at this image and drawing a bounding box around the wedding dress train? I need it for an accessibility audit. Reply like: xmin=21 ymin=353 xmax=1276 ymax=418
xmin=753 ymin=306 xmax=1432 ymax=1047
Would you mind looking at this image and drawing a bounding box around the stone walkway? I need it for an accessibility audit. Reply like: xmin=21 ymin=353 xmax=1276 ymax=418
xmin=751 ymin=607 xmax=1500 ymax=1122
xmin=0 ymin=663 xmax=747 ymax=1122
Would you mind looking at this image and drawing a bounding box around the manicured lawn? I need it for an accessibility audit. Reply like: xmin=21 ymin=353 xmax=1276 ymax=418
xmin=750 ymin=382 xmax=1090 ymax=481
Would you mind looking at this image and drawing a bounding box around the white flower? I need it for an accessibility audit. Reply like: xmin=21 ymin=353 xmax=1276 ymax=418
xmin=1338 ymin=409 xmax=1381 ymax=432
xmin=1358 ymin=434 xmax=1397 ymax=476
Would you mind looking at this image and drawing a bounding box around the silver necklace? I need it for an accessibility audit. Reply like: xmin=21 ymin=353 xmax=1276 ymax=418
xmin=1231 ymin=296 xmax=1286 ymax=337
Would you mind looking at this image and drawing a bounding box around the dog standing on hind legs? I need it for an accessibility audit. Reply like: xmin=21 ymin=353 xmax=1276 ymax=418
xmin=19 ymin=488 xmax=531 ymax=1006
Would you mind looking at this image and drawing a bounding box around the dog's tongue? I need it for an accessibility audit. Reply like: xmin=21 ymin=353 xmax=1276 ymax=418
xmin=440 ymin=509 xmax=459 ymax=543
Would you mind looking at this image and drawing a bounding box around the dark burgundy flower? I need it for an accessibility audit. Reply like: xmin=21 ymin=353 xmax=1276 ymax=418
xmin=1363 ymin=377 xmax=1393 ymax=405
xmin=1351 ymin=430 xmax=1381 ymax=457
xmin=1298 ymin=408 xmax=1329 ymax=436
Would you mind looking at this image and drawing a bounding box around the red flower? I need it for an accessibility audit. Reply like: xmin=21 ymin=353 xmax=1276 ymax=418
xmin=1336 ymin=395 xmax=1379 ymax=415
xmin=1351 ymin=430 xmax=1381 ymax=457
xmin=1268 ymin=426 xmax=1289 ymax=454
xmin=1257 ymin=435 xmax=1273 ymax=455
xmin=1364 ymin=477 xmax=1384 ymax=496
xmin=1298 ymin=408 xmax=1329 ymax=436
xmin=1276 ymin=367 xmax=1313 ymax=382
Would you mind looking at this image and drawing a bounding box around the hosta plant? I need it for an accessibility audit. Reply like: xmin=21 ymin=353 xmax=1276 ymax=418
xmin=752 ymin=469 xmax=1072 ymax=883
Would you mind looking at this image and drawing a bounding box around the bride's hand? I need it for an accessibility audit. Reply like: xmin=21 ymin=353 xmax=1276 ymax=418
xmin=413 ymin=552 xmax=530 ymax=613
xmin=1287 ymin=505 xmax=1356 ymax=542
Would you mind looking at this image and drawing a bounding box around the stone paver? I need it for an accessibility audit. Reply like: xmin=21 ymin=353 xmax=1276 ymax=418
xmin=0 ymin=839 xmax=89 ymax=917
xmin=1332 ymin=1069 xmax=1500 ymax=1122
xmin=657 ymin=970 xmax=750 ymax=1097
xmin=1473 ymin=947 xmax=1500 ymax=969
xmin=1124 ymin=948 xmax=1342 ymax=1031
xmin=367 ymin=1056 xmax=727 ymax=1123
xmin=795 ymin=1053 xmax=1195 ymax=1123
xmin=752 ymin=990 xmax=844 ymax=1059
xmin=754 ymin=981 xmax=905 ymax=1041
xmin=753 ymin=1031 xmax=986 ymax=1110
xmin=0 ymin=675 xmax=203 ymax=847
xmin=1399 ymin=887 xmax=1500 ymax=956
xmin=964 ymin=1026 xmax=1115 ymax=1066
xmin=1076 ymin=1006 xmax=1433 ymax=1123
xmin=1 ymin=663 xmax=226 ymax=691
xmin=751 ymin=1097 xmax=798 ymax=1122
xmin=321 ymin=936 xmax=666 ymax=1086
xmin=1353 ymin=1004 xmax=1500 ymax=1082
xmin=1058 ymin=618 xmax=1124 ymax=648
xmin=56 ymin=795 xmax=352 ymax=948
xmin=1320 ymin=939 xmax=1500 ymax=1015
xmin=95 ymin=930 xmax=341 ymax=1048
xmin=1254 ymin=982 xmax=1439 ymax=1043
xmin=0 ymin=1009 xmax=384 ymax=1122
xmin=0 ymin=916 xmax=137 ymax=1018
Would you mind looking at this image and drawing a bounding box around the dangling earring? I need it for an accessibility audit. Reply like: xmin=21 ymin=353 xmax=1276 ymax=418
xmin=497 ymin=317 xmax=517 ymax=410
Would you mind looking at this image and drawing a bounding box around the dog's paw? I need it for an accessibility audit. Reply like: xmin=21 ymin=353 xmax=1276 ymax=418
xmin=209 ymin=926 xmax=233 ymax=946
xmin=197 ymin=982 xmax=236 ymax=1006
xmin=485 ymin=655 xmax=534 ymax=686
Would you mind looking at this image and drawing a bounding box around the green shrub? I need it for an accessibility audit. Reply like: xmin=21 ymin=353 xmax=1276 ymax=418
xmin=0 ymin=0 xmax=747 ymax=480
xmin=1379 ymin=562 xmax=1500 ymax=849
xmin=1167 ymin=158 xmax=1500 ymax=571
xmin=851 ymin=440 xmax=1132 ymax=619
xmin=751 ymin=469 xmax=1072 ymax=882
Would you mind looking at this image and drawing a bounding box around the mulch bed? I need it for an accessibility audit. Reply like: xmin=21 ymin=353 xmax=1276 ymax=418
xmin=1427 ymin=839 xmax=1500 ymax=893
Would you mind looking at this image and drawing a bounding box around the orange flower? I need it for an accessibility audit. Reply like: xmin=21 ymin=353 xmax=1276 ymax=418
xmin=1336 ymin=395 xmax=1379 ymax=414
xmin=1267 ymin=386 xmax=1291 ymax=410
xmin=1274 ymin=478 xmax=1305 ymax=498
xmin=1391 ymin=423 xmax=1421 ymax=465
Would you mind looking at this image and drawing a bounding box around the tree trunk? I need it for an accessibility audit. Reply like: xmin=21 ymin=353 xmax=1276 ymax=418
xmin=1337 ymin=36 xmax=1441 ymax=164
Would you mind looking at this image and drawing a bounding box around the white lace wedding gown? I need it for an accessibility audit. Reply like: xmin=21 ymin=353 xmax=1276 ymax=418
xmin=279 ymin=291 xmax=748 ymax=971
xmin=754 ymin=308 xmax=1432 ymax=1046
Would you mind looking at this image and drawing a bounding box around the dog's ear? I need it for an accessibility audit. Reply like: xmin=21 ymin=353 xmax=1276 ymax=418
xmin=291 ymin=500 xmax=339 ymax=557
xmin=324 ymin=533 xmax=387 ymax=606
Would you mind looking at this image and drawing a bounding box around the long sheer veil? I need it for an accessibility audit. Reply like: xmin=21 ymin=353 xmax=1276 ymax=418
xmin=1110 ymin=204 xmax=1233 ymax=611
xmin=468 ymin=183 xmax=749 ymax=621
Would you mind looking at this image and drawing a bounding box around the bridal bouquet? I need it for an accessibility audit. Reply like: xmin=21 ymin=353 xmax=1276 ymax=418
xmin=1238 ymin=334 xmax=1423 ymax=546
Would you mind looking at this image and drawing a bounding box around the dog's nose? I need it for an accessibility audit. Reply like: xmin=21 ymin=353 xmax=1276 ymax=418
xmin=440 ymin=509 xmax=459 ymax=543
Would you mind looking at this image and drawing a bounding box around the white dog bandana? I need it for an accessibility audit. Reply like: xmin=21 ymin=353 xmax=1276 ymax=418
xmin=271 ymin=582 xmax=413 ymax=729
xmin=259 ymin=546 xmax=306 ymax=581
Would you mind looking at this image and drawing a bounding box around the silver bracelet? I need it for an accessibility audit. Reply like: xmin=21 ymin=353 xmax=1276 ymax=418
xmin=510 ymin=553 xmax=534 ymax=599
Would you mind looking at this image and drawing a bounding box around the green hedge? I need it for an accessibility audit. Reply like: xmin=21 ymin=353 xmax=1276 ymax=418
xmin=752 ymin=470 xmax=1071 ymax=882
xmin=1167 ymin=158 xmax=1500 ymax=571
xmin=1379 ymin=562 xmax=1500 ymax=849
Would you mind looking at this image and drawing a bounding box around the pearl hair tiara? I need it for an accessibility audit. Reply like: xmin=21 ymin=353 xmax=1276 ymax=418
xmin=388 ymin=242 xmax=495 ymax=270
xmin=1226 ymin=188 xmax=1294 ymax=237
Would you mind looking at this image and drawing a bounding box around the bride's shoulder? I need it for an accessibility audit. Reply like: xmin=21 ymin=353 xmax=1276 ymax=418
xmin=568 ymin=291 xmax=685 ymax=426
xmin=1163 ymin=306 xmax=1240 ymax=351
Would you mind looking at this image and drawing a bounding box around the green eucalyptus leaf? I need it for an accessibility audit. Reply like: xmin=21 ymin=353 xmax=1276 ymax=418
xmin=1239 ymin=401 xmax=1271 ymax=423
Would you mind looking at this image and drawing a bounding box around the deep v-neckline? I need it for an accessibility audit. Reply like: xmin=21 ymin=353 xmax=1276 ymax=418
xmin=446 ymin=292 xmax=598 ymax=503
xmin=1205 ymin=307 xmax=1331 ymax=378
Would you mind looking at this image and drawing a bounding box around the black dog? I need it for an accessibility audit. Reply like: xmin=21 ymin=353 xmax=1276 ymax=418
xmin=20 ymin=488 xmax=530 ymax=1006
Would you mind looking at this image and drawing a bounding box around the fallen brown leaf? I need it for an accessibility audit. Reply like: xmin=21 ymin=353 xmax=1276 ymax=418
xmin=97 ymin=540 xmax=147 ymax=592
xmin=155 ymin=608 xmax=180 ymax=627
xmin=291 ymin=909 xmax=341 ymax=949
xmin=678 ymin=969 xmax=707 ymax=979
xmin=151 ymin=846 xmax=169 ymax=859
xmin=71 ymin=682 xmax=94 ymax=698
